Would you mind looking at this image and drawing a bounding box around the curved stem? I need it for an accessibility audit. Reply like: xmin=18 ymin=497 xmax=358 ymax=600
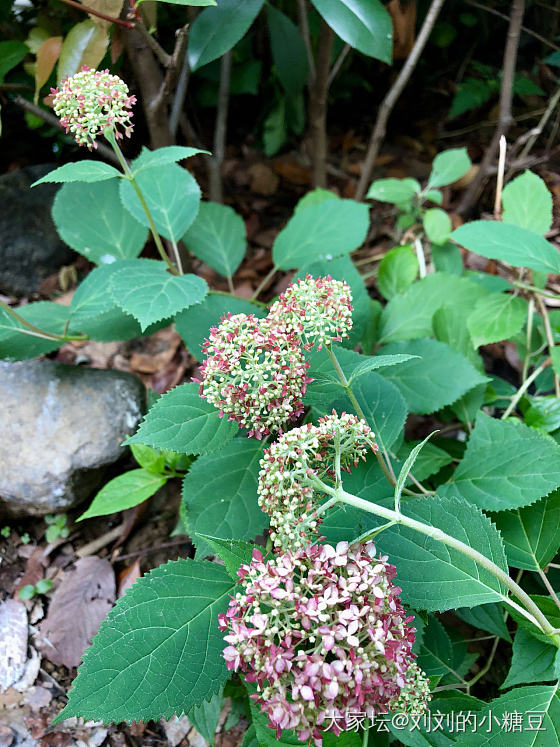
xmin=105 ymin=132 xmax=178 ymax=274
xmin=501 ymin=358 xmax=550 ymax=419
xmin=251 ymin=267 xmax=277 ymax=302
xmin=0 ymin=300 xmax=87 ymax=342
xmin=330 ymin=485 xmax=560 ymax=642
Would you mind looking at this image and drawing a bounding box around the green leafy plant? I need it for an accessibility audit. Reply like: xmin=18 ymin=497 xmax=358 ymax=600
xmin=4 ymin=66 xmax=560 ymax=746
xmin=44 ymin=513 xmax=70 ymax=543
xmin=18 ymin=578 xmax=53 ymax=600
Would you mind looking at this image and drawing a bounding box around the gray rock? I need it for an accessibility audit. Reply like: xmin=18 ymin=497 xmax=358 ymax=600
xmin=0 ymin=360 xmax=145 ymax=516
xmin=0 ymin=165 xmax=74 ymax=296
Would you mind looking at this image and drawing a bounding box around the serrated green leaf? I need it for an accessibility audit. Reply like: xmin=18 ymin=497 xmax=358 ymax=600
xmin=439 ymin=412 xmax=560 ymax=511
xmin=182 ymin=438 xmax=268 ymax=559
xmin=196 ymin=536 xmax=258 ymax=580
xmin=272 ymin=199 xmax=369 ymax=270
xmin=183 ymin=202 xmax=246 ymax=279
xmin=525 ymin=396 xmax=560 ymax=433
xmin=373 ymin=495 xmax=509 ymax=611
xmin=0 ymin=302 xmax=68 ymax=361
xmin=119 ymin=163 xmax=201 ymax=241
xmin=502 ymin=170 xmax=553 ymax=236
xmin=54 ymin=558 xmax=233 ymax=724
xmin=431 ymin=241 xmax=463 ymax=275
xmin=417 ymin=618 xmax=454 ymax=678
xmin=78 ymin=469 xmax=167 ymax=521
xmin=266 ymin=5 xmax=307 ymax=94
xmin=188 ymin=0 xmax=265 ymax=71
xmin=53 ymin=180 xmax=148 ymax=264
xmin=310 ymin=0 xmax=392 ymax=62
xmin=128 ymin=382 xmax=237 ymax=454
xmin=395 ymin=441 xmax=453 ymax=482
xmin=378 ymin=339 xmax=488 ymax=415
xmin=32 ymin=162 xmax=121 ymax=186
xmin=347 ymin=354 xmax=419 ymax=383
xmin=455 ymin=603 xmax=511 ymax=642
xmin=433 ymin=304 xmax=483 ymax=371
xmin=130 ymin=444 xmax=166 ymax=474
xmin=457 ymin=684 xmax=560 ymax=746
xmin=428 ymin=148 xmax=471 ymax=188
xmin=132 ymin=146 xmax=209 ymax=176
xmin=452 ymin=221 xmax=560 ymax=274
xmin=367 ymin=178 xmax=420 ymax=204
xmin=109 ymin=259 xmax=208 ymax=330
xmin=187 ymin=689 xmax=224 ymax=744
xmin=294 ymin=189 xmax=339 ymax=214
xmin=509 ymin=595 xmax=560 ymax=647
xmin=492 ymin=490 xmax=560 ymax=571
xmin=175 ymin=294 xmax=266 ymax=360
xmin=377 ymin=244 xmax=418 ymax=300
xmin=394 ymin=434 xmax=434 ymax=512
xmin=423 ymin=208 xmax=452 ymax=245
xmin=501 ymin=628 xmax=560 ymax=689
xmin=467 ymin=293 xmax=528 ymax=348
xmin=378 ymin=273 xmax=488 ymax=344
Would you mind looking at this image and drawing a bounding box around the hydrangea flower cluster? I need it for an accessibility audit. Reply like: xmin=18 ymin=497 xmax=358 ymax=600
xmin=219 ymin=541 xmax=430 ymax=747
xmin=52 ymin=66 xmax=136 ymax=148
xmin=258 ymin=412 xmax=377 ymax=549
xmin=197 ymin=313 xmax=311 ymax=439
xmin=268 ymin=275 xmax=353 ymax=350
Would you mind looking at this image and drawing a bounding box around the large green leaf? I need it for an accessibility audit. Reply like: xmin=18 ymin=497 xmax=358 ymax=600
xmin=377 ymin=244 xmax=418 ymax=300
xmin=423 ymin=208 xmax=452 ymax=245
xmin=183 ymin=202 xmax=246 ymax=279
xmin=433 ymin=304 xmax=483 ymax=371
xmin=373 ymin=495 xmax=509 ymax=611
xmin=272 ymin=199 xmax=369 ymax=270
xmin=78 ymin=470 xmax=167 ymax=521
xmin=109 ymin=259 xmax=208 ymax=330
xmin=455 ymin=603 xmax=511 ymax=642
xmin=458 ymin=685 xmax=560 ymax=746
xmin=501 ymin=628 xmax=560 ymax=689
xmin=187 ymin=0 xmax=265 ymax=71
xmin=310 ymin=0 xmax=392 ymax=63
xmin=0 ymin=41 xmax=28 ymax=83
xmin=57 ymin=19 xmax=108 ymax=82
xmin=53 ymin=180 xmax=148 ymax=264
xmin=182 ymin=438 xmax=268 ymax=559
xmin=127 ymin=382 xmax=237 ymax=454
xmin=451 ymin=221 xmax=560 ymax=274
xmin=266 ymin=5 xmax=308 ymax=94
xmin=378 ymin=273 xmax=487 ymax=344
xmin=196 ymin=536 xmax=257 ymax=581
xmin=175 ymin=294 xmax=265 ymax=360
xmin=53 ymin=558 xmax=234 ymax=723
xmin=417 ymin=618 xmax=454 ymax=678
xmin=378 ymin=339 xmax=488 ymax=415
xmin=439 ymin=412 xmax=560 ymax=511
xmin=492 ymin=491 xmax=560 ymax=571
xmin=119 ymin=163 xmax=201 ymax=241
xmin=427 ymin=148 xmax=471 ymax=189
xmin=32 ymin=162 xmax=121 ymax=186
xmin=132 ymin=147 xmax=209 ymax=175
xmin=467 ymin=293 xmax=528 ymax=348
xmin=0 ymin=302 xmax=69 ymax=361
xmin=502 ymin=170 xmax=553 ymax=236
xmin=367 ymin=178 xmax=420 ymax=205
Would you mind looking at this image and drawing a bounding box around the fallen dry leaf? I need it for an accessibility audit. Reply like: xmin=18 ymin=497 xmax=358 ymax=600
xmin=248 ymin=163 xmax=279 ymax=196
xmin=14 ymin=546 xmax=46 ymax=596
xmin=0 ymin=600 xmax=28 ymax=693
xmin=38 ymin=557 xmax=115 ymax=669
xmin=117 ymin=559 xmax=142 ymax=598
xmin=272 ymin=157 xmax=312 ymax=185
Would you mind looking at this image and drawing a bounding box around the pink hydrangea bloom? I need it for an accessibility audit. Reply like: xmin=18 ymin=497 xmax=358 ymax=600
xmin=52 ymin=66 xmax=135 ymax=148
xmin=219 ymin=542 xmax=431 ymax=746
xmin=268 ymin=275 xmax=353 ymax=350
xmin=197 ymin=313 xmax=312 ymax=439
xmin=258 ymin=412 xmax=377 ymax=549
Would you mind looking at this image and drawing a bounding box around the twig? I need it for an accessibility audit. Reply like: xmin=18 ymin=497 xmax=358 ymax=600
xmin=297 ymin=0 xmax=316 ymax=83
xmin=151 ymin=24 xmax=189 ymax=115
xmin=464 ymin=0 xmax=560 ymax=52
xmin=355 ymin=0 xmax=446 ymax=201
xmin=327 ymin=43 xmax=351 ymax=88
xmin=308 ymin=21 xmax=334 ymax=187
xmin=12 ymin=95 xmax=119 ymax=164
xmin=494 ymin=135 xmax=507 ymax=219
xmin=515 ymin=85 xmax=560 ymax=165
xmin=208 ymin=50 xmax=232 ymax=203
xmin=170 ymin=58 xmax=190 ymax=138
xmin=457 ymin=0 xmax=525 ymax=215
xmin=535 ymin=295 xmax=560 ymax=395
xmin=251 ymin=266 xmax=277 ymax=301
xmin=133 ymin=19 xmax=172 ymax=67
xmin=76 ymin=524 xmax=125 ymax=558
xmin=58 ymin=0 xmax=134 ymax=28
xmin=538 ymin=567 xmax=560 ymax=612
xmin=112 ymin=538 xmax=190 ymax=562
xmin=501 ymin=357 xmax=551 ymax=419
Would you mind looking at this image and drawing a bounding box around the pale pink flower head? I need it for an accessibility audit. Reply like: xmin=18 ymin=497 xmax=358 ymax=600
xmin=258 ymin=412 xmax=377 ymax=549
xmin=219 ymin=542 xmax=430 ymax=746
xmin=197 ymin=313 xmax=312 ymax=439
xmin=52 ymin=66 xmax=136 ymax=148
xmin=268 ymin=275 xmax=353 ymax=350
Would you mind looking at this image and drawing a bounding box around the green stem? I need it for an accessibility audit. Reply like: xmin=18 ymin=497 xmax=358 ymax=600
xmin=324 ymin=483 xmax=559 ymax=642
xmin=106 ymin=132 xmax=178 ymax=275
xmin=209 ymin=289 xmax=268 ymax=310
xmin=501 ymin=358 xmax=550 ymax=420
xmin=513 ymin=281 xmax=560 ymax=302
xmin=0 ymin=300 xmax=87 ymax=342
xmin=522 ymin=298 xmax=534 ymax=384
xmin=251 ymin=266 xmax=277 ymax=301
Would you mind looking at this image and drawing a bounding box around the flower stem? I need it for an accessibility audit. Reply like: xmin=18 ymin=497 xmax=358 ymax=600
xmin=319 ymin=481 xmax=560 ymax=642
xmin=106 ymin=132 xmax=178 ymax=275
xmin=0 ymin=300 xmax=87 ymax=342
xmin=501 ymin=358 xmax=550 ymax=419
